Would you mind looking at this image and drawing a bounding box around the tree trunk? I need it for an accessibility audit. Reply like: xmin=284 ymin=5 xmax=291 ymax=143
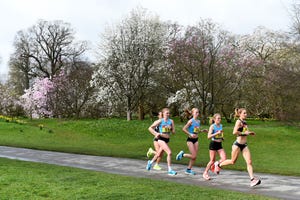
xmin=138 ymin=104 xmax=145 ymax=120
xmin=127 ymin=110 xmax=132 ymax=121
xmin=127 ymin=97 xmax=132 ymax=121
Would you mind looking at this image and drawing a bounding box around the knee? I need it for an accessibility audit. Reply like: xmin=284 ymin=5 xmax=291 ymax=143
xmin=191 ymin=155 xmax=197 ymax=160
xmin=246 ymin=159 xmax=252 ymax=165
xmin=230 ymin=160 xmax=236 ymax=165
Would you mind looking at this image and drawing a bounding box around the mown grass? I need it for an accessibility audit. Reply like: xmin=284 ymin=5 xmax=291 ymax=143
xmin=0 ymin=117 xmax=299 ymax=176
xmin=0 ymin=158 xmax=275 ymax=200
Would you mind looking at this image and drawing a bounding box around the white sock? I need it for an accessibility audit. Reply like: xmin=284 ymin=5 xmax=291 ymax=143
xmin=168 ymin=166 xmax=172 ymax=171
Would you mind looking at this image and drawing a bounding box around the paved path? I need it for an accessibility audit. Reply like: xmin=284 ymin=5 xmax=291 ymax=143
xmin=0 ymin=146 xmax=299 ymax=200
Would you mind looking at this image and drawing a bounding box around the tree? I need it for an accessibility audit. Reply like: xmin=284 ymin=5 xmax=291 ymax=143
xmin=93 ymin=7 xmax=168 ymax=120
xmin=20 ymin=77 xmax=54 ymax=119
xmin=50 ymin=62 xmax=95 ymax=118
xmin=8 ymin=30 xmax=33 ymax=94
xmin=238 ymin=27 xmax=289 ymax=118
xmin=167 ymin=19 xmax=250 ymax=122
xmin=0 ymin=83 xmax=23 ymax=117
xmin=9 ymin=19 xmax=88 ymax=88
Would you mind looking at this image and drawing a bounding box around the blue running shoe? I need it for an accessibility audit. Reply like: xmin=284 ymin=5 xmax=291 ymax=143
xmin=168 ymin=170 xmax=177 ymax=176
xmin=185 ymin=169 xmax=196 ymax=175
xmin=176 ymin=150 xmax=184 ymax=160
xmin=146 ymin=160 xmax=152 ymax=171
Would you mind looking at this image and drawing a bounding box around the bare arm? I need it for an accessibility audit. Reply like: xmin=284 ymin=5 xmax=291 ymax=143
xmin=148 ymin=119 xmax=161 ymax=138
xmin=182 ymin=119 xmax=192 ymax=136
xmin=207 ymin=125 xmax=222 ymax=139
xmin=171 ymin=119 xmax=175 ymax=135
xmin=233 ymin=120 xmax=255 ymax=136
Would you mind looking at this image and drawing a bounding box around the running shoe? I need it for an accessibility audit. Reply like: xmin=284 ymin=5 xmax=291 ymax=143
xmin=153 ymin=164 xmax=162 ymax=170
xmin=168 ymin=170 xmax=177 ymax=176
xmin=185 ymin=169 xmax=196 ymax=175
xmin=146 ymin=147 xmax=154 ymax=158
xmin=250 ymin=177 xmax=261 ymax=187
xmin=202 ymin=172 xmax=211 ymax=180
xmin=176 ymin=150 xmax=184 ymax=160
xmin=214 ymin=161 xmax=220 ymax=174
xmin=146 ymin=160 xmax=152 ymax=171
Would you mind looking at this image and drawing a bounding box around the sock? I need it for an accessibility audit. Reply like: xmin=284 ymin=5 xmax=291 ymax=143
xmin=168 ymin=167 xmax=172 ymax=171
xmin=251 ymin=178 xmax=254 ymax=181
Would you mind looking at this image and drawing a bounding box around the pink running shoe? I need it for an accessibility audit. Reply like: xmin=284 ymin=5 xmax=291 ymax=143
xmin=214 ymin=161 xmax=221 ymax=174
xmin=250 ymin=177 xmax=261 ymax=187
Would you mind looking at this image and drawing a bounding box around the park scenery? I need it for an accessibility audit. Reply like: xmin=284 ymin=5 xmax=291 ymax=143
xmin=0 ymin=3 xmax=300 ymax=200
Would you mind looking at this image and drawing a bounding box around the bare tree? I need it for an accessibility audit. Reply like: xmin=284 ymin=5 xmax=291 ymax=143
xmin=167 ymin=19 xmax=247 ymax=122
xmin=9 ymin=19 xmax=88 ymax=87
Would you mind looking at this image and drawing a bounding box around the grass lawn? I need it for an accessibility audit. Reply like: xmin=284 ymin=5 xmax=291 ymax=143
xmin=0 ymin=117 xmax=299 ymax=177
xmin=0 ymin=158 xmax=275 ymax=200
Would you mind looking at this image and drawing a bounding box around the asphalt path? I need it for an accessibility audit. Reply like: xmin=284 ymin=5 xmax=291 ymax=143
xmin=0 ymin=146 xmax=299 ymax=199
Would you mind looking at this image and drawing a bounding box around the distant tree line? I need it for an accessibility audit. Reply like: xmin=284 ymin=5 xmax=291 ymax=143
xmin=0 ymin=6 xmax=299 ymax=122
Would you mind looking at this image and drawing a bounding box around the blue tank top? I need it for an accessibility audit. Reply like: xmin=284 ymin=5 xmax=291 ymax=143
xmin=188 ymin=118 xmax=201 ymax=134
xmin=212 ymin=124 xmax=223 ymax=141
xmin=159 ymin=119 xmax=172 ymax=134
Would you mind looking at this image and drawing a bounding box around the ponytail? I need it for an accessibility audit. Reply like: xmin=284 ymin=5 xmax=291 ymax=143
xmin=184 ymin=108 xmax=192 ymax=119
xmin=235 ymin=108 xmax=246 ymax=118
xmin=210 ymin=113 xmax=221 ymax=124
xmin=209 ymin=117 xmax=215 ymax=125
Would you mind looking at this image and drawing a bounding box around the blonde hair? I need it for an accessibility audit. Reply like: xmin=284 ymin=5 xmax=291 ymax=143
xmin=234 ymin=108 xmax=246 ymax=118
xmin=161 ymin=108 xmax=170 ymax=118
xmin=191 ymin=108 xmax=199 ymax=115
xmin=157 ymin=112 xmax=162 ymax=119
xmin=210 ymin=113 xmax=221 ymax=124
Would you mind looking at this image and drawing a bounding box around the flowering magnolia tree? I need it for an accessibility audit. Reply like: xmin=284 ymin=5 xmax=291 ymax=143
xmin=93 ymin=7 xmax=168 ymax=120
xmin=0 ymin=84 xmax=22 ymax=117
xmin=20 ymin=77 xmax=54 ymax=118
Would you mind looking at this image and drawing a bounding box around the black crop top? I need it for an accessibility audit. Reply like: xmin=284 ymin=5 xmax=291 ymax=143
xmin=237 ymin=119 xmax=247 ymax=132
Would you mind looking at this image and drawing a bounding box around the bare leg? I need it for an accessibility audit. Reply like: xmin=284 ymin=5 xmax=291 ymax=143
xmin=217 ymin=148 xmax=226 ymax=163
xmin=154 ymin=141 xmax=163 ymax=165
xmin=203 ymin=150 xmax=216 ymax=180
xmin=220 ymin=145 xmax=240 ymax=167
xmin=185 ymin=141 xmax=198 ymax=169
xmin=157 ymin=140 xmax=172 ymax=169
xmin=242 ymin=147 xmax=254 ymax=179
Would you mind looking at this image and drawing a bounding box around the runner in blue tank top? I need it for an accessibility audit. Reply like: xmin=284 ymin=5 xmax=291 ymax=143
xmin=202 ymin=113 xmax=226 ymax=180
xmin=146 ymin=108 xmax=177 ymax=176
xmin=176 ymin=108 xmax=208 ymax=175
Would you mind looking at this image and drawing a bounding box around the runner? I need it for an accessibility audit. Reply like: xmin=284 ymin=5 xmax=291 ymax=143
xmin=146 ymin=108 xmax=177 ymax=175
xmin=146 ymin=111 xmax=164 ymax=170
xmin=175 ymin=108 xmax=207 ymax=175
xmin=214 ymin=108 xmax=261 ymax=187
xmin=202 ymin=113 xmax=226 ymax=180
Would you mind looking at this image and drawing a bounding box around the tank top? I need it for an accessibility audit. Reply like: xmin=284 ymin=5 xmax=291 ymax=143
xmin=212 ymin=123 xmax=223 ymax=141
xmin=159 ymin=118 xmax=172 ymax=134
xmin=237 ymin=119 xmax=248 ymax=133
xmin=188 ymin=118 xmax=200 ymax=134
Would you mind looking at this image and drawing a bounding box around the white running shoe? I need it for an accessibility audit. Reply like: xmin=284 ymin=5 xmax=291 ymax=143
xmin=250 ymin=177 xmax=261 ymax=187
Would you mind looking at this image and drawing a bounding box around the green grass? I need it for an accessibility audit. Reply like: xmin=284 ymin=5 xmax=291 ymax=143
xmin=0 ymin=158 xmax=275 ymax=200
xmin=0 ymin=117 xmax=299 ymax=176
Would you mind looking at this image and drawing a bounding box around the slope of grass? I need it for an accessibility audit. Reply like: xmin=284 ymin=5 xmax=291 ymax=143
xmin=0 ymin=117 xmax=299 ymax=176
